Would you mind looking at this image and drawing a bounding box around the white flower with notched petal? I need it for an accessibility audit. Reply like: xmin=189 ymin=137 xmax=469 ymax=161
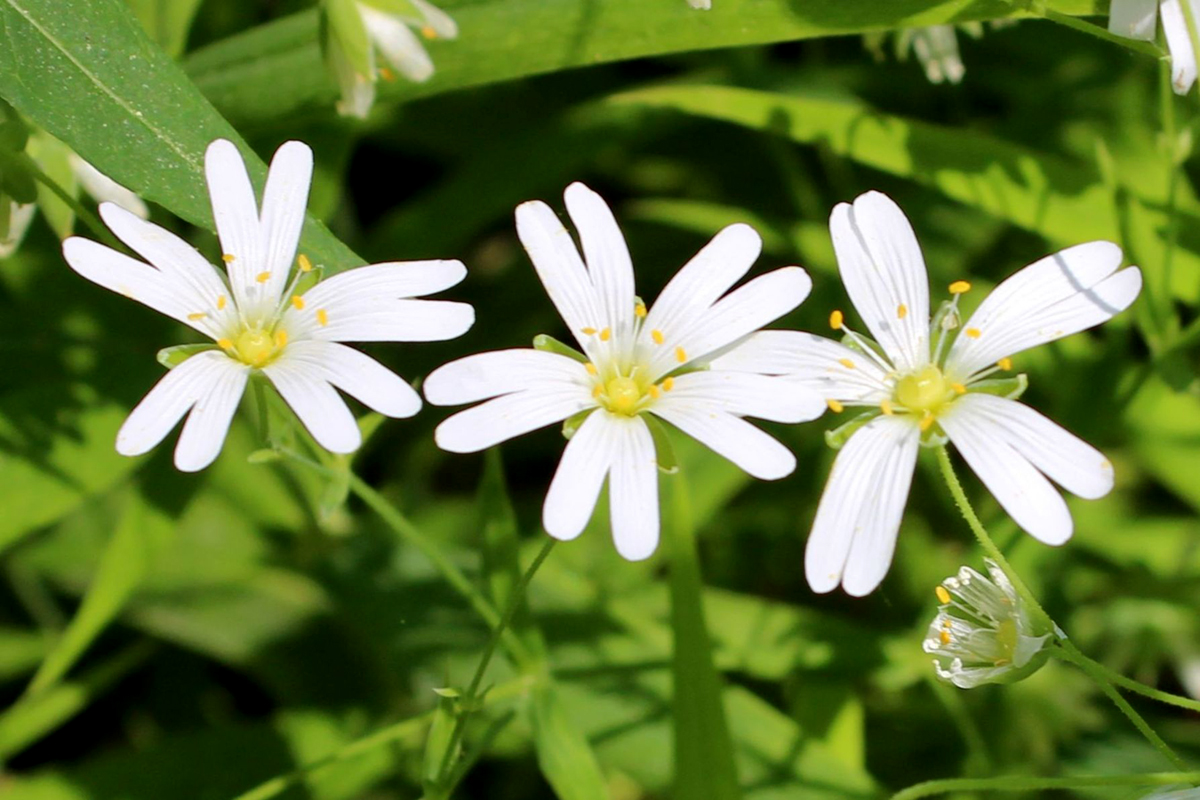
xmin=714 ymin=191 xmax=1141 ymax=596
xmin=1110 ymin=0 xmax=1200 ymax=94
xmin=424 ymin=183 xmax=823 ymax=560
xmin=323 ymin=0 xmax=458 ymax=119
xmin=62 ymin=138 xmax=473 ymax=472
xmin=923 ymin=559 xmax=1054 ymax=689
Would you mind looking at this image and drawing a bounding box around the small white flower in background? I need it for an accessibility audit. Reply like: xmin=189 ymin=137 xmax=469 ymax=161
xmin=424 ymin=183 xmax=823 ymax=560
xmin=1110 ymin=0 xmax=1200 ymax=94
xmin=715 ymin=191 xmax=1141 ymax=596
xmin=923 ymin=560 xmax=1054 ymax=689
xmin=323 ymin=0 xmax=458 ymax=119
xmin=687 ymin=0 xmax=712 ymax=9
xmin=897 ymin=26 xmax=966 ymax=85
xmin=62 ymin=138 xmax=473 ymax=472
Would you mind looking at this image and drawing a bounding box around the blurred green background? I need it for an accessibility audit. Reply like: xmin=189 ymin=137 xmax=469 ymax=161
xmin=0 ymin=0 xmax=1197 ymax=798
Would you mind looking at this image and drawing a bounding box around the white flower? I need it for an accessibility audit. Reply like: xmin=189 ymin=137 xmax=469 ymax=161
xmin=424 ymin=183 xmax=822 ymax=560
xmin=715 ymin=191 xmax=1142 ymax=596
xmin=687 ymin=0 xmax=712 ymax=9
xmin=923 ymin=559 xmax=1053 ymax=689
xmin=0 ymin=200 xmax=36 ymax=258
xmin=325 ymin=0 xmax=458 ymax=119
xmin=1110 ymin=0 xmax=1200 ymax=94
xmin=62 ymin=138 xmax=473 ymax=472
xmin=897 ymin=26 xmax=965 ymax=85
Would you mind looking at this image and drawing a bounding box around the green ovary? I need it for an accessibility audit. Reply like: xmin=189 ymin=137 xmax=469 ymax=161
xmin=234 ymin=328 xmax=278 ymax=367
xmin=894 ymin=365 xmax=953 ymax=414
xmin=603 ymin=376 xmax=643 ymax=416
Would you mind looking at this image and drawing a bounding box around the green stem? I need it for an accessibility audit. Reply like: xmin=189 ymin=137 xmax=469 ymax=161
xmin=935 ymin=446 xmax=1188 ymax=771
xmin=432 ymin=538 xmax=557 ymax=794
xmin=15 ymin=152 xmax=120 ymax=250
xmin=1055 ymin=650 xmax=1200 ymax=714
xmin=1037 ymin=6 xmax=1166 ymax=58
xmin=891 ymin=771 xmax=1200 ymax=800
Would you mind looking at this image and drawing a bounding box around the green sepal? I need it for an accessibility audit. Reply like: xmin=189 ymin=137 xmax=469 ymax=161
xmin=643 ymin=414 xmax=679 ymax=474
xmin=824 ymin=409 xmax=879 ymax=450
xmin=247 ymin=449 xmax=282 ymax=464
xmin=421 ymin=691 xmax=460 ymax=790
xmin=533 ymin=334 xmax=588 ymax=363
xmin=292 ymin=263 xmax=324 ymax=296
xmin=985 ymin=647 xmax=1051 ymax=686
xmin=561 ymin=407 xmax=596 ymax=440
xmin=322 ymin=0 xmax=373 ymax=80
xmin=156 ymin=343 xmax=216 ymax=369
xmin=432 ymin=686 xmax=461 ymax=699
xmin=969 ymin=373 xmax=1027 ymax=401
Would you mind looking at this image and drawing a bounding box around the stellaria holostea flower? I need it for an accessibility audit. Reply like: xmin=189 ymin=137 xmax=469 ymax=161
xmin=713 ymin=191 xmax=1141 ymax=595
xmin=62 ymin=138 xmax=473 ymax=471
xmin=923 ymin=560 xmax=1054 ymax=689
xmin=424 ymin=182 xmax=823 ymax=560
xmin=323 ymin=0 xmax=458 ymax=118
xmin=1110 ymin=0 xmax=1200 ymax=94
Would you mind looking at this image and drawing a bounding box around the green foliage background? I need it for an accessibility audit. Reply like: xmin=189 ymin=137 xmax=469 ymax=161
xmin=0 ymin=0 xmax=1197 ymax=798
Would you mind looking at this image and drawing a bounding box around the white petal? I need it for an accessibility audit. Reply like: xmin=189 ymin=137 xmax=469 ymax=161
xmin=0 ymin=202 xmax=37 ymax=257
xmin=205 ymin=139 xmax=262 ymax=308
xmin=62 ymin=237 xmax=215 ymax=336
xmin=946 ymin=242 xmax=1141 ymax=378
xmin=710 ymin=330 xmax=892 ymax=405
xmin=273 ymin=340 xmax=421 ymax=419
xmin=423 ymin=349 xmax=591 ymax=405
xmin=653 ymin=370 xmax=824 ymax=423
xmin=70 ymin=156 xmax=149 ymax=219
xmin=651 ymin=404 xmax=796 ymax=480
xmin=543 ymin=410 xmax=616 ymax=540
xmin=174 ymin=358 xmax=251 ymax=472
xmin=300 ymin=260 xmax=467 ymax=306
xmin=608 ymin=417 xmax=660 ymax=561
xmin=1163 ymin=0 xmax=1199 ymax=93
xmin=360 ymin=3 xmax=435 ymax=82
xmin=947 ymin=394 xmax=1113 ymax=499
xmin=432 ymin=386 xmax=594 ymax=453
xmin=410 ymin=0 xmax=457 ymax=37
xmin=515 ymin=199 xmax=602 ymax=348
xmin=1108 ymin=0 xmax=1159 ymax=39
xmin=117 ymin=351 xmax=248 ymax=461
xmin=564 ymin=182 xmax=636 ymax=342
xmin=829 ymin=191 xmax=931 ymax=372
xmin=258 ymin=141 xmax=313 ymax=305
xmin=939 ymin=403 xmax=1074 ymax=545
xmin=649 ymin=266 xmax=811 ymax=378
xmin=805 ymin=416 xmax=920 ymax=596
xmin=262 ymin=358 xmax=362 ymax=453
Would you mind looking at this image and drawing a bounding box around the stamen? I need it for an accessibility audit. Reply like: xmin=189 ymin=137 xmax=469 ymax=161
xmin=217 ymin=295 xmax=228 ymax=310
xmin=297 ymin=254 xmax=313 ymax=272
xmin=942 ymin=619 xmax=953 ymax=629
xmin=217 ymin=338 xmax=233 ymax=350
xmin=838 ymin=358 xmax=856 ymax=369
xmin=222 ymin=254 xmax=235 ymax=263
xmin=881 ymin=399 xmax=894 ymax=416
xmin=827 ymin=399 xmax=844 ymax=413
xmin=592 ymin=385 xmax=602 ymax=399
xmin=634 ymin=302 xmax=647 ymax=318
xmin=421 ymin=24 xmax=437 ymax=39
xmin=585 ymin=362 xmax=598 ymax=375
xmin=582 ymin=327 xmax=597 ymax=336
xmin=939 ymin=630 xmax=952 ymax=645
xmin=256 ymin=271 xmax=271 ymax=284
xmin=316 ymin=308 xmax=329 ymax=327
xmin=674 ymin=346 xmax=688 ymax=364
xmin=599 ymin=327 xmax=612 ymax=342
xmin=965 ymin=328 xmax=981 ymax=339
xmin=829 ymin=310 xmax=844 ymax=330
xmin=291 ymin=296 xmax=305 ymax=310
xmin=275 ymin=330 xmax=288 ymax=348
xmin=997 ymin=357 xmax=1013 ymax=371
xmin=662 ymin=377 xmax=675 ymax=392
xmin=187 ymin=312 xmax=207 ymax=321
xmin=919 ymin=413 xmax=935 ymax=432
xmin=648 ymin=385 xmax=661 ymax=399
xmin=897 ymin=303 xmax=908 ymax=320
xmin=652 ymin=329 xmax=665 ymax=345
xmin=951 ymin=382 xmax=967 ymax=394
xmin=949 ymin=280 xmax=971 ymax=294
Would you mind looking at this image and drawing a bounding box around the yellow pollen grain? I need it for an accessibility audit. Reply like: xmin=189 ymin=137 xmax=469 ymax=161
xmin=316 ymin=308 xmax=329 ymax=327
xmin=582 ymin=327 xmax=597 ymax=336
xmin=256 ymin=271 xmax=271 ymax=284
xmin=585 ymin=362 xmax=598 ymax=375
xmin=599 ymin=327 xmax=612 ymax=342
xmin=291 ymin=295 xmax=305 ymax=310
xmin=943 ymin=619 xmax=953 ymax=629
xmin=217 ymin=338 xmax=233 ymax=350
xmin=675 ymin=346 xmax=687 ymax=364
xmin=935 ymin=586 xmax=951 ymax=604
xmin=939 ymin=630 xmax=952 ymax=645
xmin=827 ymin=398 xmax=844 ymax=413
xmin=966 ymin=327 xmax=981 ymax=339
xmin=897 ymin=303 xmax=908 ymax=320
xmin=421 ymin=24 xmax=437 ymax=39
xmin=217 ymin=295 xmax=227 ymax=310
xmin=648 ymin=385 xmax=661 ymax=399
xmin=838 ymin=358 xmax=855 ymax=369
xmin=949 ymin=280 xmax=971 ymax=294
xmin=634 ymin=303 xmax=647 ymax=318
xmin=998 ymin=357 xmax=1013 ymax=371
xmin=275 ymin=330 xmax=288 ymax=348
xmin=222 ymin=253 xmax=235 ymax=263
xmin=187 ymin=312 xmax=207 ymax=321
xmin=881 ymin=399 xmax=894 ymax=416
xmin=297 ymin=254 xmax=313 ymax=272
xmin=919 ymin=413 xmax=935 ymax=432
xmin=662 ymin=377 xmax=675 ymax=392
xmin=829 ymin=310 xmax=844 ymax=330
xmin=951 ymin=382 xmax=967 ymax=395
xmin=652 ymin=329 xmax=665 ymax=345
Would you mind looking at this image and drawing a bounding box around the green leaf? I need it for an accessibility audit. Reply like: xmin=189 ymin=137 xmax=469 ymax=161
xmin=0 ymin=0 xmax=362 ymax=273
xmin=156 ymin=342 xmax=216 ymax=369
xmin=0 ymin=627 xmax=47 ymax=683
xmin=529 ymin=681 xmax=609 ymax=800
xmin=422 ymin=694 xmax=460 ymax=790
xmin=125 ymin=0 xmax=204 ymax=57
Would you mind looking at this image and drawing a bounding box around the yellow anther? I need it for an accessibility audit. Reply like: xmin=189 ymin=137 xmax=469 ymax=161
xmin=943 ymin=619 xmax=953 ymax=629
xmin=936 ymin=585 xmax=951 ymax=604
xmin=378 ymin=66 xmax=396 ymax=82
xmin=222 ymin=253 xmax=235 ymax=263
xmin=919 ymin=413 xmax=935 ymax=432
xmin=297 ymin=253 xmax=313 ymax=272
xmin=939 ymin=630 xmax=952 ymax=645
xmin=592 ymin=385 xmax=602 ymax=399
xmin=966 ymin=328 xmax=981 ymax=339
xmin=217 ymin=338 xmax=233 ymax=350
xmin=256 ymin=271 xmax=271 ymax=284
xmin=585 ymin=362 xmax=598 ymax=375
xmin=275 ymin=330 xmax=288 ymax=348
xmin=662 ymin=376 xmax=675 ymax=392
xmin=838 ymin=358 xmax=856 ymax=369
xmin=949 ymin=280 xmax=971 ymax=294
xmin=829 ymin=310 xmax=844 ymax=330
xmin=998 ymin=357 xmax=1013 ymax=371
xmin=648 ymin=385 xmax=661 ymax=399
xmin=634 ymin=302 xmax=647 ymax=318
xmin=827 ymin=399 xmax=844 ymax=413
xmin=217 ymin=295 xmax=227 ymax=310
xmin=897 ymin=303 xmax=908 ymax=320
xmin=951 ymin=382 xmax=967 ymax=395
xmin=881 ymin=399 xmax=894 ymax=416
xmin=599 ymin=327 xmax=612 ymax=342
xmin=675 ymin=346 xmax=687 ymax=364
xmin=187 ymin=312 xmax=207 ymax=321
xmin=316 ymin=308 xmax=329 ymax=327
xmin=421 ymin=24 xmax=437 ymax=39
xmin=291 ymin=295 xmax=305 ymax=310
xmin=652 ymin=329 xmax=665 ymax=345
xmin=581 ymin=327 xmax=597 ymax=336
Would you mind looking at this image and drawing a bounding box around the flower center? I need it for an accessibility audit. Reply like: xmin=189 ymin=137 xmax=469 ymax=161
xmin=895 ymin=365 xmax=952 ymax=414
xmin=223 ymin=326 xmax=287 ymax=368
xmin=603 ymin=376 xmax=644 ymax=416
